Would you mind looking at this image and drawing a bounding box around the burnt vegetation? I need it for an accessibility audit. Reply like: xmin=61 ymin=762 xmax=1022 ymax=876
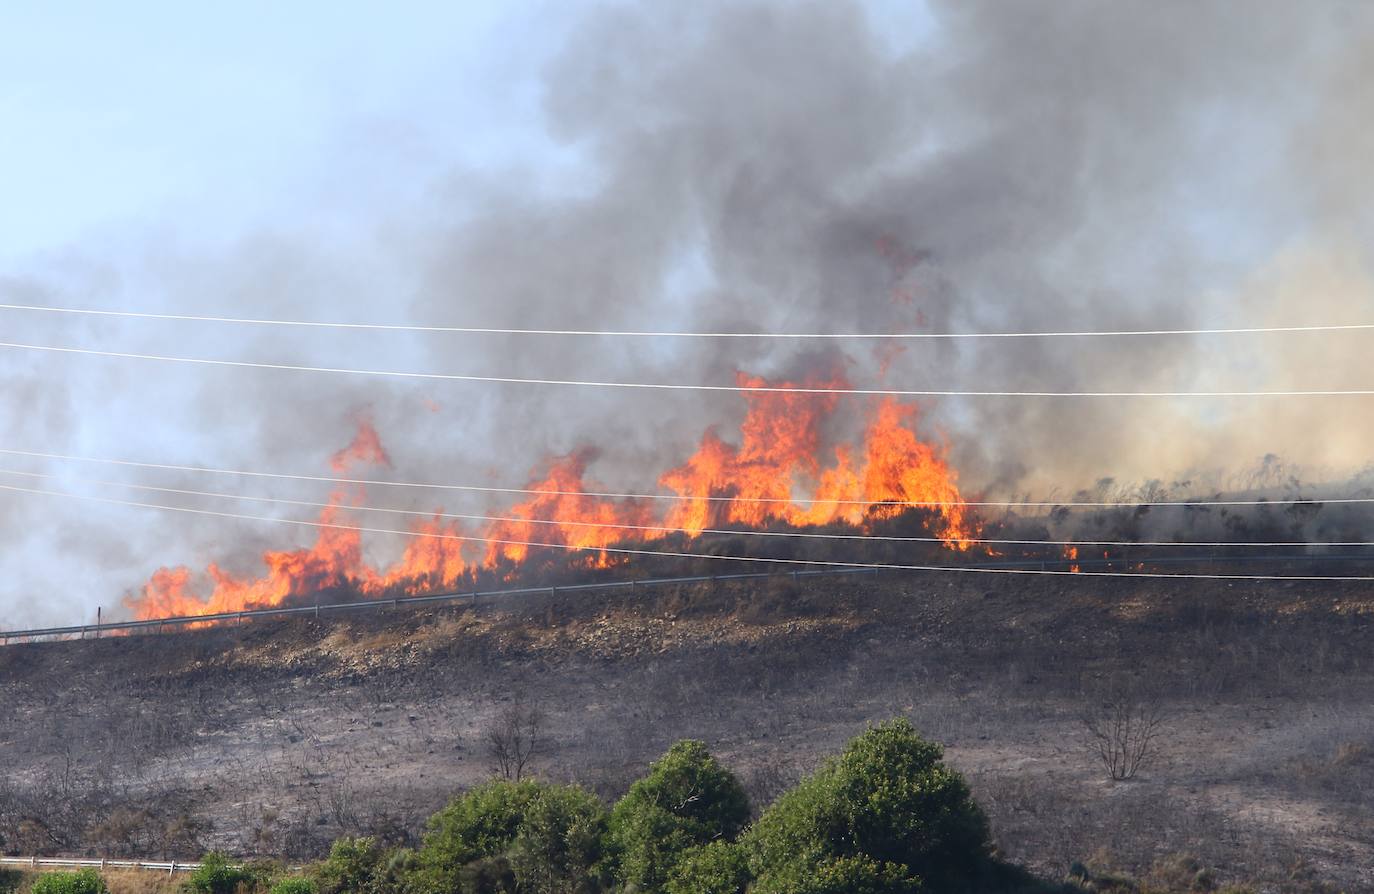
xmin=0 ymin=569 xmax=1370 ymax=890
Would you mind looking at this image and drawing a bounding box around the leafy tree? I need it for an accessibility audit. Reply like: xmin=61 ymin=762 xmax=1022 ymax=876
xmin=611 ymin=740 xmax=751 ymax=890
xmin=313 ymin=834 xmax=387 ymax=894
xmin=744 ymin=719 xmax=990 ymax=890
xmin=508 ymin=784 xmax=610 ymax=893
xmin=413 ymin=780 xmax=609 ymax=894
xmin=31 ymin=870 xmax=107 ymax=894
xmin=456 ymin=856 xmax=516 ymax=894
xmin=664 ymin=841 xmax=750 ymax=894
xmin=414 ymin=780 xmax=543 ymax=890
xmin=752 ymin=856 xmax=919 ymax=894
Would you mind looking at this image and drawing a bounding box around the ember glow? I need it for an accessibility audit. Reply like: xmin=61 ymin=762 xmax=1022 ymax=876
xmin=126 ymin=373 xmax=974 ymax=620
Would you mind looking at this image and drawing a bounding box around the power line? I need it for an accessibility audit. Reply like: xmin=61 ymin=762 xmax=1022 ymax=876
xmin=4 ymin=301 xmax=1373 ymax=340
xmin=0 ymin=466 xmax=1359 ymax=548
xmin=2 ymin=339 xmax=1373 ymax=398
xmin=1 ymin=479 xmax=1369 ymax=582
xmin=0 ymin=446 xmax=1342 ymax=509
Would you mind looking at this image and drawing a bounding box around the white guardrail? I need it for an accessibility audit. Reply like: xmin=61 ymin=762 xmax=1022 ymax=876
xmin=0 ymin=857 xmax=204 ymax=874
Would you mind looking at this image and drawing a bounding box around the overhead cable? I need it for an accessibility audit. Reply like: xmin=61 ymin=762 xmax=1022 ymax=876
xmin=0 ymin=447 xmax=1339 ymax=509
xmin=3 ymin=301 xmax=1372 ymax=340
xmin=1 ymin=339 xmax=1372 ymax=398
xmin=1 ymin=481 xmax=1370 ymax=582
xmin=0 ymin=467 xmax=1360 ymax=548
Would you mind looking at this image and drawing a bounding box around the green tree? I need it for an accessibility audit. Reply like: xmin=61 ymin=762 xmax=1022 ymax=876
xmin=414 ymin=780 xmax=543 ymax=891
xmin=744 ymin=719 xmax=990 ymax=890
xmin=752 ymin=856 xmax=919 ymax=894
xmin=664 ymin=841 xmax=750 ymax=894
xmin=312 ymin=837 xmax=392 ymax=894
xmin=413 ymin=780 xmax=609 ymax=894
xmin=610 ymin=740 xmax=751 ymax=891
xmin=508 ymin=785 xmax=610 ymax=893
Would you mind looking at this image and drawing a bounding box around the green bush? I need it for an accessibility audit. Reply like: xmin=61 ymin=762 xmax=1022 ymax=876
xmin=610 ymin=740 xmax=751 ymax=890
xmin=752 ymin=856 xmax=919 ymax=894
xmin=665 ymin=841 xmax=750 ymax=894
xmin=312 ymin=837 xmax=397 ymax=894
xmin=0 ymin=868 xmax=23 ymax=894
xmin=267 ymin=879 xmax=314 ymax=894
xmin=744 ymin=719 xmax=991 ymax=890
xmin=507 ymin=785 xmax=610 ymax=893
xmin=412 ymin=780 xmax=609 ymax=894
xmin=414 ymin=780 xmax=543 ymax=890
xmin=185 ymin=853 xmax=260 ymax=894
xmin=31 ymin=869 xmax=108 ymax=894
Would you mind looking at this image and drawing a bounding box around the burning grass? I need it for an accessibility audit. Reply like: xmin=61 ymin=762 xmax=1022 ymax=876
xmin=125 ymin=372 xmax=975 ymax=622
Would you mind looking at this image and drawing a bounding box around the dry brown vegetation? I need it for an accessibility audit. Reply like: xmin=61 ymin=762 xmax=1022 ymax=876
xmin=0 ymin=572 xmax=1370 ymax=891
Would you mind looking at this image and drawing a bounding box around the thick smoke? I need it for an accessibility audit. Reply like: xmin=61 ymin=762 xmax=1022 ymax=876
xmin=2 ymin=0 xmax=1372 ymax=624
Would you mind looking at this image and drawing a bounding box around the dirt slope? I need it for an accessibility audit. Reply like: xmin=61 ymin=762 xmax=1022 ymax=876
xmin=1 ymin=572 xmax=1371 ymax=890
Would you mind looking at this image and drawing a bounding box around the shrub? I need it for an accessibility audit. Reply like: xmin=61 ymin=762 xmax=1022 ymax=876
xmin=267 ymin=879 xmax=314 ymax=894
xmin=185 ymin=854 xmax=258 ymax=894
xmin=610 ymin=740 xmax=751 ymax=890
xmin=665 ymin=841 xmax=750 ymax=894
xmin=312 ymin=837 xmax=389 ymax=894
xmin=744 ymin=719 xmax=991 ymax=889
xmin=507 ymin=785 xmax=610 ymax=893
xmin=752 ymin=856 xmax=919 ymax=894
xmin=412 ymin=780 xmax=609 ymax=894
xmin=1080 ymin=688 xmax=1167 ymax=781
xmin=31 ymin=869 xmax=108 ymax=894
xmin=0 ymin=868 xmax=22 ymax=894
xmin=411 ymin=781 xmax=543 ymax=892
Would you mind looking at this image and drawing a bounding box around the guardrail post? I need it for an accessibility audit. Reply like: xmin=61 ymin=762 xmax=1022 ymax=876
xmin=170 ymin=862 xmax=176 ymax=875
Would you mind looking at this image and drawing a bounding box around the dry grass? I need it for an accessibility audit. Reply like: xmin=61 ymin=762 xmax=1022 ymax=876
xmin=0 ymin=869 xmax=184 ymax=894
xmin=101 ymin=870 xmax=186 ymax=894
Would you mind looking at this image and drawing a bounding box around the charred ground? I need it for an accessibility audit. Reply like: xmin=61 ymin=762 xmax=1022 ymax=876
xmin=1 ymin=573 xmax=1371 ymax=890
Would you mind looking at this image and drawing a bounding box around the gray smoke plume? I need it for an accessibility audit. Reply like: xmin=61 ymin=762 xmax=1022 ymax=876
xmin=2 ymin=0 xmax=1372 ymax=624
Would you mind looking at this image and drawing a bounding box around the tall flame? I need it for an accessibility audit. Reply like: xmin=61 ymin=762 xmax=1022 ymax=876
xmin=126 ymin=372 xmax=975 ymax=620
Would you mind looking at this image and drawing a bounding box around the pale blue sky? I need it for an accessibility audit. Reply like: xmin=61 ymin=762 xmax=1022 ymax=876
xmin=0 ymin=1 xmax=936 ymax=265
xmin=0 ymin=1 xmax=580 ymax=262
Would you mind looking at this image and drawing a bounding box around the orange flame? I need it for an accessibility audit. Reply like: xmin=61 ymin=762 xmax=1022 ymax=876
xmin=482 ymin=449 xmax=655 ymax=569
xmin=126 ymin=372 xmax=975 ymax=620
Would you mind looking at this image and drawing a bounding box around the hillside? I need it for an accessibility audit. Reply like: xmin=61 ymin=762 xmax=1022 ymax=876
xmin=1 ymin=573 xmax=1371 ymax=890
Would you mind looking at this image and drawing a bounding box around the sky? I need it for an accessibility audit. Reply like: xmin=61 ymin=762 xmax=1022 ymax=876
xmin=0 ymin=1 xmax=575 ymax=261
xmin=1 ymin=0 xmax=1371 ymax=627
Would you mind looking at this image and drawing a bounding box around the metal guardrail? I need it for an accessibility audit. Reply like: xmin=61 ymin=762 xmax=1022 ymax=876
xmin=2 ymin=552 xmax=1370 ymax=645
xmin=0 ymin=856 xmax=203 ymax=874
xmin=0 ymin=566 xmax=879 ymax=643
